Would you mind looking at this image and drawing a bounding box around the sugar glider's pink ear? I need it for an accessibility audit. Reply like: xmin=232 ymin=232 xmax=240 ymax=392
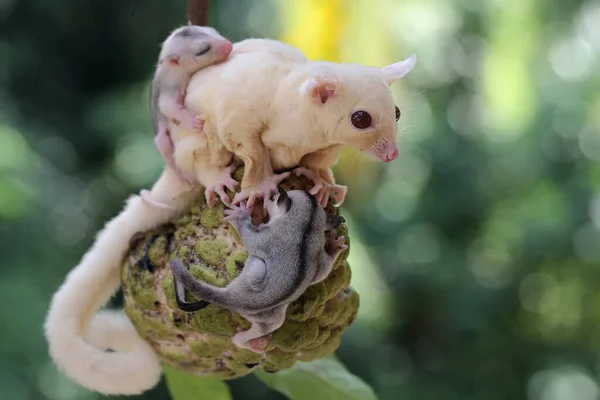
xmin=303 ymin=65 xmax=340 ymax=104
xmin=165 ymin=55 xmax=180 ymax=66
xmin=381 ymin=54 xmax=417 ymax=85
xmin=159 ymin=52 xmax=181 ymax=66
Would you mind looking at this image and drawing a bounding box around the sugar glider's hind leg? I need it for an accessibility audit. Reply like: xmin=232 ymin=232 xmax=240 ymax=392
xmin=174 ymin=133 xmax=238 ymax=208
xmin=311 ymin=232 xmax=347 ymax=285
xmin=296 ymin=146 xmax=347 ymax=207
xmin=231 ymin=305 xmax=287 ymax=353
xmin=44 ymin=168 xmax=199 ymax=395
xmin=202 ymin=162 xmax=239 ymax=208
xmin=229 ymin=138 xmax=290 ymax=208
xmin=155 ymin=122 xmax=194 ymax=184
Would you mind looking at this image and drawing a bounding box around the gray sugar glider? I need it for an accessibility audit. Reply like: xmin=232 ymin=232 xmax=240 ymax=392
xmin=170 ymin=187 xmax=347 ymax=353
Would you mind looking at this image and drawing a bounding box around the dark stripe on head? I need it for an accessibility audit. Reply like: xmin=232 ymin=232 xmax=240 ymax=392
xmin=176 ymin=26 xmax=207 ymax=38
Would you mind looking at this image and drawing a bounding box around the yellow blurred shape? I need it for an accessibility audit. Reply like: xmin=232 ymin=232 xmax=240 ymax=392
xmin=482 ymin=2 xmax=539 ymax=141
xmin=276 ymin=0 xmax=348 ymax=61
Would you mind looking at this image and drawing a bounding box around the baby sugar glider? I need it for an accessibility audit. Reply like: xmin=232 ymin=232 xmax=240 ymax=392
xmin=141 ymin=25 xmax=233 ymax=208
xmin=170 ymin=188 xmax=347 ymax=353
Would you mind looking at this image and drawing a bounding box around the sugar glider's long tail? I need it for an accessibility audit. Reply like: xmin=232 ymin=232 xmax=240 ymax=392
xmin=44 ymin=169 xmax=199 ymax=395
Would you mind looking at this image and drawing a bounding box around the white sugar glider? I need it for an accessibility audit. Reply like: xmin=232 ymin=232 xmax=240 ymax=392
xmin=171 ymin=187 xmax=347 ymax=353
xmin=144 ymin=38 xmax=416 ymax=209
xmin=44 ymin=168 xmax=202 ymax=395
xmin=141 ymin=25 xmax=232 ymax=208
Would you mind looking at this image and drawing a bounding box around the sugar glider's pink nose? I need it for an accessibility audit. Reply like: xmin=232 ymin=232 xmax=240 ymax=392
xmin=384 ymin=148 xmax=399 ymax=162
xmin=221 ymin=41 xmax=233 ymax=56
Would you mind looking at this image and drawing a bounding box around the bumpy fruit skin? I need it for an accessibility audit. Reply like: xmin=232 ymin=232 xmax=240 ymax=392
xmin=121 ymin=168 xmax=359 ymax=379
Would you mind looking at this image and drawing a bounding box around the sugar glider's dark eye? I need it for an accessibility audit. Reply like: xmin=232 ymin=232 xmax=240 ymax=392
xmin=395 ymin=106 xmax=401 ymax=121
xmin=351 ymin=111 xmax=372 ymax=129
xmin=196 ymin=45 xmax=211 ymax=56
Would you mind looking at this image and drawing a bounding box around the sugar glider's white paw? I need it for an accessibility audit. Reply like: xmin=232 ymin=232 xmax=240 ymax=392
xmin=326 ymin=231 xmax=348 ymax=257
xmin=204 ymin=167 xmax=239 ymax=208
xmin=293 ymin=167 xmax=346 ymax=207
xmin=317 ymin=183 xmax=347 ymax=208
xmin=224 ymin=200 xmax=249 ymax=221
xmin=232 ymin=171 xmax=291 ymax=209
xmin=294 ymin=167 xmax=324 ymax=194
xmin=232 ymin=329 xmax=269 ymax=354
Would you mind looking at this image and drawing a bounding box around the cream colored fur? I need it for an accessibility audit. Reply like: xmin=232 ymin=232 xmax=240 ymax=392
xmin=169 ymin=38 xmax=415 ymax=206
xmin=44 ymin=168 xmax=201 ymax=395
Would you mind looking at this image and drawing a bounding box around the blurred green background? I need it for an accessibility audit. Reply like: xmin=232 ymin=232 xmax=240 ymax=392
xmin=2 ymin=0 xmax=600 ymax=399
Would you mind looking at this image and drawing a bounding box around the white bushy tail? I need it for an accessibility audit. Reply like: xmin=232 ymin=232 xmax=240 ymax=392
xmin=44 ymin=169 xmax=199 ymax=395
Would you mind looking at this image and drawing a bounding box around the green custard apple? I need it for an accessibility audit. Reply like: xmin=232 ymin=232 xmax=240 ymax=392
xmin=121 ymin=168 xmax=359 ymax=379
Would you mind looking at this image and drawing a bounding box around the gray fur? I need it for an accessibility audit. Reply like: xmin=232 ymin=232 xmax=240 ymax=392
xmin=171 ymin=189 xmax=347 ymax=351
xmin=149 ymin=25 xmax=229 ymax=136
xmin=176 ymin=26 xmax=208 ymax=38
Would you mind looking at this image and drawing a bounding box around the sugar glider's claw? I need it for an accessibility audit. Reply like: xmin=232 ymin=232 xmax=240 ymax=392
xmin=293 ymin=167 xmax=324 ymax=194
xmin=326 ymin=232 xmax=348 ymax=259
xmin=140 ymin=189 xmax=176 ymax=210
xmin=231 ymin=191 xmax=248 ymax=206
xmin=247 ymin=192 xmax=264 ymax=210
xmin=204 ymin=169 xmax=239 ymax=208
xmin=258 ymin=171 xmax=292 ymax=208
xmin=292 ymin=167 xmax=346 ymax=207
xmin=205 ymin=189 xmax=216 ymax=208
xmin=314 ymin=187 xmax=329 ymax=208
xmin=314 ymin=183 xmax=347 ymax=208
xmin=233 ymin=171 xmax=291 ymax=209
xmin=224 ymin=201 xmax=249 ymax=221
xmin=329 ymin=184 xmax=347 ymax=207
xmin=215 ymin=186 xmax=231 ymax=204
xmin=327 ymin=232 xmax=347 ymax=250
xmin=271 ymin=171 xmax=291 ymax=186
xmin=205 ymin=186 xmax=231 ymax=208
xmin=232 ymin=191 xmax=255 ymax=208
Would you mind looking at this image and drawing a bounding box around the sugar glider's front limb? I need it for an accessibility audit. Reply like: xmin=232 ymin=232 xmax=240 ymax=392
xmin=44 ymin=169 xmax=198 ymax=395
xmin=231 ymin=306 xmax=288 ymax=353
xmin=228 ymin=134 xmax=290 ymax=207
xmin=311 ymin=231 xmax=348 ymax=284
xmin=294 ymin=145 xmax=347 ymax=207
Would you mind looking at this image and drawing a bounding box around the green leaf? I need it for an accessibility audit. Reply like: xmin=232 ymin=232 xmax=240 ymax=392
xmin=254 ymin=356 xmax=377 ymax=400
xmin=164 ymin=365 xmax=232 ymax=400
